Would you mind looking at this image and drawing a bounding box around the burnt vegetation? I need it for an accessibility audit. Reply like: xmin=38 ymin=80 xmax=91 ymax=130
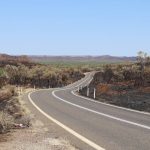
xmin=0 ymin=54 xmax=85 ymax=134
xmin=80 ymin=51 xmax=150 ymax=112
xmin=0 ymin=54 xmax=84 ymax=88
xmin=0 ymin=51 xmax=150 ymax=130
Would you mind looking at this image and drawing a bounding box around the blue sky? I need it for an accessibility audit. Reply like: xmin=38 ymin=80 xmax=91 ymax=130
xmin=0 ymin=0 xmax=150 ymax=56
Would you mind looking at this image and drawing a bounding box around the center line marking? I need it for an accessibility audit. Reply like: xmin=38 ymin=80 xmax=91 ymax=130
xmin=28 ymin=73 xmax=150 ymax=150
xmin=52 ymin=89 xmax=150 ymax=130
xmin=28 ymin=92 xmax=105 ymax=150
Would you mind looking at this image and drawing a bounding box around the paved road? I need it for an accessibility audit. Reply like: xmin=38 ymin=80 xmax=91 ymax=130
xmin=28 ymin=73 xmax=150 ymax=150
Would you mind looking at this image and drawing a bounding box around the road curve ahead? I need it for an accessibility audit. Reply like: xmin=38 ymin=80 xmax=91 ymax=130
xmin=28 ymin=73 xmax=150 ymax=150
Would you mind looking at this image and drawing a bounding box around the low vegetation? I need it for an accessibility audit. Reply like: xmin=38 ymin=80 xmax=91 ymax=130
xmin=0 ymin=51 xmax=149 ymax=134
xmin=0 ymin=54 xmax=85 ymax=134
xmin=0 ymin=85 xmax=29 ymax=134
xmin=0 ymin=54 xmax=84 ymax=88
xmin=80 ymin=51 xmax=150 ymax=112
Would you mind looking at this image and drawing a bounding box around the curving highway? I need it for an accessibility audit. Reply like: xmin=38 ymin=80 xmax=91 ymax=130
xmin=28 ymin=72 xmax=150 ymax=150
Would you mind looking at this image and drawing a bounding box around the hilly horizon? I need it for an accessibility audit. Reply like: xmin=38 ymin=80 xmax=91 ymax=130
xmin=0 ymin=53 xmax=136 ymax=63
xmin=30 ymin=55 xmax=136 ymax=63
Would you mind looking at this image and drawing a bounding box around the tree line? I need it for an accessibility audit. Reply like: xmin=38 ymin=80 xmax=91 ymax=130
xmin=0 ymin=55 xmax=84 ymax=88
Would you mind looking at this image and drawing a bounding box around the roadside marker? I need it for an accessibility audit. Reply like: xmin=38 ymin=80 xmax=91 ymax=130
xmin=87 ymin=87 xmax=89 ymax=97
xmin=94 ymin=88 xmax=96 ymax=99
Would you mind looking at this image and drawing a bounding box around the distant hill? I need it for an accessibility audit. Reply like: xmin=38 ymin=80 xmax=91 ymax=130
xmin=30 ymin=55 xmax=136 ymax=63
xmin=0 ymin=54 xmax=137 ymax=64
xmin=0 ymin=54 xmax=33 ymax=66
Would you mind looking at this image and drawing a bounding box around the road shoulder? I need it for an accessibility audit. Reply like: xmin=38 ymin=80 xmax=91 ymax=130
xmin=0 ymin=88 xmax=78 ymax=150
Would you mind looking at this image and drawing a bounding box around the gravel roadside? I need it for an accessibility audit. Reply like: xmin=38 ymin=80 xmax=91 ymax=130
xmin=0 ymin=88 xmax=78 ymax=150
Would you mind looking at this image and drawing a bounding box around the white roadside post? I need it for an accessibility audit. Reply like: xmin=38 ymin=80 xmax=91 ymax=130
xmin=18 ymin=86 xmax=20 ymax=96
xmin=94 ymin=88 xmax=96 ymax=99
xmin=34 ymin=85 xmax=35 ymax=90
xmin=17 ymin=86 xmax=18 ymax=95
xmin=87 ymin=87 xmax=89 ymax=97
xmin=21 ymin=87 xmax=22 ymax=94
xmin=78 ymin=87 xmax=80 ymax=92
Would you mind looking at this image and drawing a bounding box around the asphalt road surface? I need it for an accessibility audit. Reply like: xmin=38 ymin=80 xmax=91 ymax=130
xmin=28 ymin=73 xmax=150 ymax=150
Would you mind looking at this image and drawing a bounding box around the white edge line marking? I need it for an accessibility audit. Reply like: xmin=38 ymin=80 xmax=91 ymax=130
xmin=52 ymin=90 xmax=150 ymax=130
xmin=28 ymin=92 xmax=105 ymax=150
xmin=63 ymin=73 xmax=93 ymax=90
xmin=72 ymin=73 xmax=150 ymax=116
xmin=71 ymin=91 xmax=150 ymax=116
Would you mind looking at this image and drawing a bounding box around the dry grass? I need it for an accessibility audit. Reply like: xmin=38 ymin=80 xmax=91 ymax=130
xmin=0 ymin=90 xmax=12 ymax=102
xmin=138 ymin=87 xmax=150 ymax=93
xmin=0 ymin=85 xmax=15 ymax=102
xmin=0 ymin=110 xmax=14 ymax=133
xmin=96 ymin=84 xmax=110 ymax=94
xmin=0 ymin=85 xmax=31 ymax=134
